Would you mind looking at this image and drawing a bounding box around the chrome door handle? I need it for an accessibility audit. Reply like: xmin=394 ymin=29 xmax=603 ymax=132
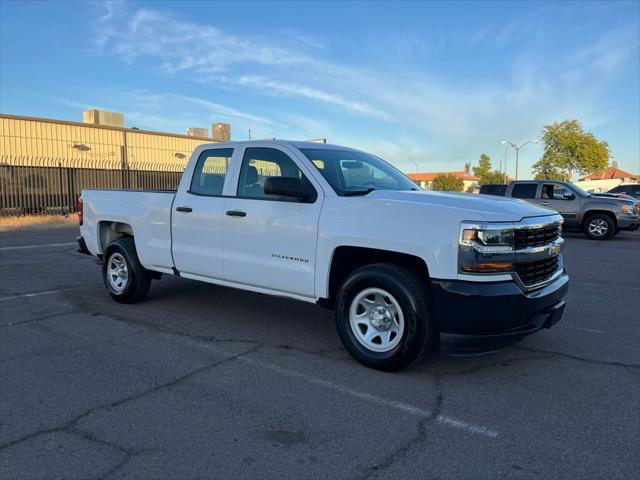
xmin=225 ymin=210 xmax=246 ymax=217
xmin=176 ymin=206 xmax=193 ymax=212
xmin=539 ymin=202 xmax=549 ymax=205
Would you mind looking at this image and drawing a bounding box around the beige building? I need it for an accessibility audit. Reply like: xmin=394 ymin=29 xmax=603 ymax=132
xmin=407 ymin=171 xmax=479 ymax=191
xmin=574 ymin=166 xmax=639 ymax=193
xmin=82 ymin=109 xmax=125 ymax=128
xmin=187 ymin=127 xmax=209 ymax=138
xmin=0 ymin=113 xmax=219 ymax=171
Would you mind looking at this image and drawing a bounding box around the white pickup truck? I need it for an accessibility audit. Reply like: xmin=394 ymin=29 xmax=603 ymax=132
xmin=78 ymin=140 xmax=569 ymax=371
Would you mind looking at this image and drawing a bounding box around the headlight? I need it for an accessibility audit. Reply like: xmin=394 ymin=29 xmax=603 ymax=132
xmin=459 ymin=223 xmax=515 ymax=273
xmin=622 ymin=204 xmax=637 ymax=215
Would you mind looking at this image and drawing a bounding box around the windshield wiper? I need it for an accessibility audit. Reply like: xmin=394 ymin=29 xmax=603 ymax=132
xmin=342 ymin=188 xmax=376 ymax=196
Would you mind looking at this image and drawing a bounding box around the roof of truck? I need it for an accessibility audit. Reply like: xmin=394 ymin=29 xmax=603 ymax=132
xmin=196 ymin=139 xmax=359 ymax=151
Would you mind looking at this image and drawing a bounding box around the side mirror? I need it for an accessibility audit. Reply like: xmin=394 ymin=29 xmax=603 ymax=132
xmin=563 ymin=193 xmax=575 ymax=200
xmin=264 ymin=177 xmax=316 ymax=202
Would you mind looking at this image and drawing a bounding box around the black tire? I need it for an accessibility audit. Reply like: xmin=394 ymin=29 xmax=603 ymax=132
xmin=583 ymin=213 xmax=615 ymax=240
xmin=335 ymin=263 xmax=434 ymax=371
xmin=102 ymin=237 xmax=151 ymax=303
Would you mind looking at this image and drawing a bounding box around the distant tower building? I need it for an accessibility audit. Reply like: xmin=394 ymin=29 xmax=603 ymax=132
xmin=212 ymin=123 xmax=231 ymax=142
xmin=82 ymin=109 xmax=125 ymax=128
xmin=186 ymin=127 xmax=209 ymax=138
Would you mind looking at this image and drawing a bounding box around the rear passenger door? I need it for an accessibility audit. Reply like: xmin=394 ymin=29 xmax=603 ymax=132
xmin=510 ymin=183 xmax=540 ymax=202
xmin=172 ymin=148 xmax=234 ymax=279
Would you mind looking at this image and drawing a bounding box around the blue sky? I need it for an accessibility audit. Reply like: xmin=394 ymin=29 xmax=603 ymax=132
xmin=1 ymin=0 xmax=639 ymax=177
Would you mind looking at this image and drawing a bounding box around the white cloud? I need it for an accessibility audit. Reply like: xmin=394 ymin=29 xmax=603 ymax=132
xmin=573 ymin=25 xmax=639 ymax=77
xmin=214 ymin=75 xmax=390 ymax=120
xmin=123 ymin=91 xmax=273 ymax=125
xmin=99 ymin=8 xmax=307 ymax=71
xmin=91 ymin=4 xmax=639 ymax=174
xmin=93 ymin=7 xmax=389 ymax=120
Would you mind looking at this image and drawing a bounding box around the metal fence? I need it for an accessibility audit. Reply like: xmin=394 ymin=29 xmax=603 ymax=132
xmin=0 ymin=156 xmax=185 ymax=217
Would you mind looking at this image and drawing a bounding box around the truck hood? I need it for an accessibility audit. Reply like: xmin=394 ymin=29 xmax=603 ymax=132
xmin=586 ymin=194 xmax=636 ymax=206
xmin=366 ymin=190 xmax=554 ymax=222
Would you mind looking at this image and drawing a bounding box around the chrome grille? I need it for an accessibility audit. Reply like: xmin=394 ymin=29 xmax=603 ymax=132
xmin=515 ymin=257 xmax=559 ymax=287
xmin=514 ymin=224 xmax=560 ymax=249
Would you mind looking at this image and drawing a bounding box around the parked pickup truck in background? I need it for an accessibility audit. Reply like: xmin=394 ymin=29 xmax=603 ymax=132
xmin=79 ymin=141 xmax=569 ymax=371
xmin=480 ymin=180 xmax=639 ymax=240
xmin=606 ymin=183 xmax=640 ymax=200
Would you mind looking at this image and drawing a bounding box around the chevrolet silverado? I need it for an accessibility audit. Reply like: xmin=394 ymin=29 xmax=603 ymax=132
xmin=78 ymin=141 xmax=569 ymax=371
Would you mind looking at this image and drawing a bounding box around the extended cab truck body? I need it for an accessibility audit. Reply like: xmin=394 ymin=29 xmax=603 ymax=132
xmin=79 ymin=141 xmax=569 ymax=371
xmin=480 ymin=180 xmax=639 ymax=240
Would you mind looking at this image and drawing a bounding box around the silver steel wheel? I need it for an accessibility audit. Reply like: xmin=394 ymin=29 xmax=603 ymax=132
xmin=107 ymin=252 xmax=129 ymax=293
xmin=588 ymin=218 xmax=609 ymax=237
xmin=349 ymin=287 xmax=404 ymax=353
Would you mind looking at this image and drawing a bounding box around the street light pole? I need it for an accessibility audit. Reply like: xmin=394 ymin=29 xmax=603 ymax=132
xmin=503 ymin=145 xmax=507 ymax=177
xmin=408 ymin=158 xmax=418 ymax=173
xmin=500 ymin=139 xmax=539 ymax=180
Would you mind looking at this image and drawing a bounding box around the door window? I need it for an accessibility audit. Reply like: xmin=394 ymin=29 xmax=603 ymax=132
xmin=511 ymin=183 xmax=538 ymax=199
xmin=237 ymin=147 xmax=316 ymax=202
xmin=190 ymin=148 xmax=233 ymax=196
xmin=541 ymin=184 xmax=572 ymax=200
xmin=552 ymin=185 xmax=573 ymax=200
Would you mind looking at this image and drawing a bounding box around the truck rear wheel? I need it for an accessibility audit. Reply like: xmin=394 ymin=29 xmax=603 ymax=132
xmin=335 ymin=263 xmax=434 ymax=371
xmin=583 ymin=213 xmax=614 ymax=240
xmin=103 ymin=238 xmax=151 ymax=303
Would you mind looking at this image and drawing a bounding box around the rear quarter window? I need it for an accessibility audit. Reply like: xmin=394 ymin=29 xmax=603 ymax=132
xmin=511 ymin=183 xmax=538 ymax=199
xmin=479 ymin=184 xmax=507 ymax=196
xmin=190 ymin=148 xmax=233 ymax=196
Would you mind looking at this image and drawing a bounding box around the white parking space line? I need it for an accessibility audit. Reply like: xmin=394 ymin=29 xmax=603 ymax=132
xmin=0 ymin=286 xmax=94 ymax=302
xmin=240 ymin=357 xmax=499 ymax=438
xmin=0 ymin=242 xmax=76 ymax=251
xmin=557 ymin=325 xmax=606 ymax=334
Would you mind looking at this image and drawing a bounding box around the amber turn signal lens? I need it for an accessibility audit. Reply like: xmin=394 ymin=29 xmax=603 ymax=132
xmin=77 ymin=198 xmax=83 ymax=226
xmin=462 ymin=229 xmax=478 ymax=242
xmin=461 ymin=262 xmax=513 ymax=273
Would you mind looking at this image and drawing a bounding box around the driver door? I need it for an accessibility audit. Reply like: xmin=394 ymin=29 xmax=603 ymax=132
xmin=536 ymin=183 xmax=579 ymax=227
xmin=222 ymin=146 xmax=323 ymax=298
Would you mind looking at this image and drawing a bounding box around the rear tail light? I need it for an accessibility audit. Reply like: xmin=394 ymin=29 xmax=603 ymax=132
xmin=77 ymin=198 xmax=83 ymax=225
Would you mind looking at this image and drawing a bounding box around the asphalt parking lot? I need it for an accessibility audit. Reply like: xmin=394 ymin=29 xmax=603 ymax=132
xmin=0 ymin=224 xmax=638 ymax=479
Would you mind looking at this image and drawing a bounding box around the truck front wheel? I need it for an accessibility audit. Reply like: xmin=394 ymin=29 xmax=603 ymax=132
xmin=583 ymin=213 xmax=615 ymax=240
xmin=102 ymin=238 xmax=151 ymax=303
xmin=335 ymin=264 xmax=434 ymax=371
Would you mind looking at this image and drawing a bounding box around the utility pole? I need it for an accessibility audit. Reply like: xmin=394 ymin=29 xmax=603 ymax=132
xmin=248 ymin=129 xmax=252 ymax=141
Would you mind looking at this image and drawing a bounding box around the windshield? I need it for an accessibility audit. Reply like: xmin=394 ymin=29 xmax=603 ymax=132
xmin=300 ymin=148 xmax=419 ymax=196
xmin=564 ymin=182 xmax=590 ymax=198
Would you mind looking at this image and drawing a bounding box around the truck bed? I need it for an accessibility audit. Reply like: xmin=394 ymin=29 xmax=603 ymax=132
xmin=80 ymin=189 xmax=176 ymax=272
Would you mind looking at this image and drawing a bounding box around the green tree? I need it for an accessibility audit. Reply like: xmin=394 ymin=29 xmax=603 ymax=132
xmin=482 ymin=170 xmax=509 ymax=185
xmin=432 ymin=174 xmax=464 ymax=192
xmin=464 ymin=162 xmax=471 ymax=174
xmin=470 ymin=154 xmax=507 ymax=184
xmin=532 ymin=156 xmax=568 ymax=180
xmin=472 ymin=154 xmax=491 ymax=179
xmin=534 ymin=119 xmax=609 ymax=180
